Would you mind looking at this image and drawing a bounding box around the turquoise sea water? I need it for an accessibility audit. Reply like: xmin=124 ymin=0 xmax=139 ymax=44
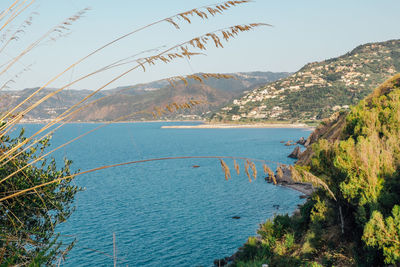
xmin=21 ymin=122 xmax=311 ymax=266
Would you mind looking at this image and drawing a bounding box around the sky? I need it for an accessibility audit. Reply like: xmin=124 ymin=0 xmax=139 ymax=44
xmin=1 ymin=0 xmax=400 ymax=91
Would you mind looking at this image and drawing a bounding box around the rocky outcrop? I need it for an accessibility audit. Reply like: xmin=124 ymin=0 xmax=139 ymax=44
xmin=275 ymin=165 xmax=294 ymax=183
xmin=275 ymin=165 xmax=315 ymax=195
xmin=288 ymin=146 xmax=302 ymax=159
xmin=284 ymin=140 xmax=296 ymax=146
xmin=296 ymin=137 xmax=306 ymax=145
xmin=297 ymin=111 xmax=348 ymax=165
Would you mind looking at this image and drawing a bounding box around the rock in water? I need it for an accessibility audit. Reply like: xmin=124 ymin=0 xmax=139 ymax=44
xmin=288 ymin=146 xmax=302 ymax=159
xmin=284 ymin=140 xmax=295 ymax=146
xmin=296 ymin=137 xmax=306 ymax=145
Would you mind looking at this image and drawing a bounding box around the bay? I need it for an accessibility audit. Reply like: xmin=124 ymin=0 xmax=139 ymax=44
xmin=20 ymin=122 xmax=311 ymax=266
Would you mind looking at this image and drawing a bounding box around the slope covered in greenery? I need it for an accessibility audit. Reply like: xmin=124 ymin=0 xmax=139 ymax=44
xmin=213 ymin=39 xmax=400 ymax=123
xmin=233 ymin=74 xmax=400 ymax=266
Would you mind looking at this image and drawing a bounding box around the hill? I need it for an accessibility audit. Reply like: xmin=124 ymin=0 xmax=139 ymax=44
xmin=212 ymin=39 xmax=400 ymax=123
xmin=0 ymin=71 xmax=290 ymax=122
xmin=232 ymin=74 xmax=400 ymax=266
xmin=73 ymin=72 xmax=290 ymax=121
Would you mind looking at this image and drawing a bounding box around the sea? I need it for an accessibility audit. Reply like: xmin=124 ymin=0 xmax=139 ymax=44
xmin=19 ymin=122 xmax=311 ymax=266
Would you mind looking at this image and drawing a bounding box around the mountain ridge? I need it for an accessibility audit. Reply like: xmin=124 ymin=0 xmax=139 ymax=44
xmin=0 ymin=71 xmax=290 ymax=122
xmin=212 ymin=39 xmax=400 ymax=123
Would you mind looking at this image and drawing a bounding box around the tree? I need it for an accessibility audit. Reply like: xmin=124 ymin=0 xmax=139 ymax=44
xmin=0 ymin=129 xmax=81 ymax=265
xmin=363 ymin=205 xmax=400 ymax=264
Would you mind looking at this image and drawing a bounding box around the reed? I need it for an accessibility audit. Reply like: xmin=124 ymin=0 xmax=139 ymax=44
xmin=0 ymin=99 xmax=204 ymax=185
xmin=289 ymin=165 xmax=336 ymax=201
xmin=0 ymin=0 xmax=255 ymax=126
xmin=1 ymin=1 xmax=325 ymax=264
xmin=220 ymin=159 xmax=231 ymax=180
xmin=233 ymin=159 xmax=240 ymax=175
xmin=0 ymin=1 xmax=267 ymax=263
xmin=244 ymin=159 xmax=252 ymax=182
xmin=0 ymin=22 xmax=267 ymax=162
xmin=1 ymin=157 xmax=282 ymax=201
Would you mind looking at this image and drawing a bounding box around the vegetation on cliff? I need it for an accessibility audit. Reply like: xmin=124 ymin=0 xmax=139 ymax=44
xmin=233 ymin=74 xmax=400 ymax=266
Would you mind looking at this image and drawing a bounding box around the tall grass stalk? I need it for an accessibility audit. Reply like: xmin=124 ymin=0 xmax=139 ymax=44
xmin=0 ymin=1 xmax=274 ymax=263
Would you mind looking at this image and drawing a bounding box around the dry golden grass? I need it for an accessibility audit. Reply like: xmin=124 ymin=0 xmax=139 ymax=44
xmin=0 ymin=153 xmax=339 ymax=205
xmin=276 ymin=166 xmax=283 ymax=179
xmin=250 ymin=161 xmax=257 ymax=180
xmin=289 ymin=165 xmax=336 ymax=201
xmin=244 ymin=159 xmax=252 ymax=182
xmin=0 ymin=22 xmax=267 ymax=164
xmin=0 ymin=99 xmax=204 ymax=185
xmin=0 ymin=156 xmax=277 ymax=201
xmin=234 ymin=159 xmax=240 ymax=175
xmin=0 ymin=1 xmax=295 ymax=211
xmin=0 ymin=1 xmax=282 ymax=264
xmin=0 ymin=0 xmax=257 ymax=130
xmin=0 ymin=0 xmax=35 ymax=33
xmin=220 ymin=159 xmax=231 ymax=180
xmin=167 ymin=73 xmax=235 ymax=87
xmin=263 ymin=163 xmax=275 ymax=183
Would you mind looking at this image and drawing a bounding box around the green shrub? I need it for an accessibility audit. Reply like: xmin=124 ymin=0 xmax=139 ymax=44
xmin=0 ymin=130 xmax=81 ymax=265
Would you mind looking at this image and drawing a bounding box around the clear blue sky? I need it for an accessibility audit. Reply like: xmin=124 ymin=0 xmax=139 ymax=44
xmin=1 ymin=0 xmax=400 ymax=90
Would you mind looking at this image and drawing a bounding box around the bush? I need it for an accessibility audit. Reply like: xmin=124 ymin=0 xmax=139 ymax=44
xmin=0 ymin=129 xmax=81 ymax=265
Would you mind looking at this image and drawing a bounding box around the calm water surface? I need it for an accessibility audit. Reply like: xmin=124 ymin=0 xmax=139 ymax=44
xmin=21 ymin=122 xmax=311 ymax=266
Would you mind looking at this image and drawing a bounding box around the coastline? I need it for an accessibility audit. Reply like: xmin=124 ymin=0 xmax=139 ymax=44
xmin=277 ymin=182 xmax=314 ymax=196
xmin=17 ymin=120 xmax=205 ymax=125
xmin=17 ymin=120 xmax=316 ymax=130
xmin=161 ymin=123 xmax=314 ymax=129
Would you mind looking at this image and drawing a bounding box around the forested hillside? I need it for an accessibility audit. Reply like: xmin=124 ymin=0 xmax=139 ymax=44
xmin=233 ymin=74 xmax=400 ymax=266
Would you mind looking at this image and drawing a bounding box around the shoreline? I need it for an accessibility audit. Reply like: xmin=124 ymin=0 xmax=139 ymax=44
xmin=18 ymin=120 xmax=315 ymax=130
xmin=219 ymin=179 xmax=313 ymax=266
xmin=162 ymin=123 xmax=314 ymax=129
xmin=278 ymin=182 xmax=314 ymax=196
xmin=17 ymin=120 xmax=205 ymax=125
xmin=17 ymin=120 xmax=315 ymax=130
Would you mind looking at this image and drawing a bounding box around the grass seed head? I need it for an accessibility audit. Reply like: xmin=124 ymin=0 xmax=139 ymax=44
xmin=233 ymin=159 xmax=240 ymax=175
xmin=245 ymin=160 xmax=251 ymax=182
xmin=220 ymin=159 xmax=231 ymax=180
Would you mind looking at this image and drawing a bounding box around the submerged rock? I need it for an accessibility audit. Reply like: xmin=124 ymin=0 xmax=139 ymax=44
xmin=284 ymin=140 xmax=296 ymax=146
